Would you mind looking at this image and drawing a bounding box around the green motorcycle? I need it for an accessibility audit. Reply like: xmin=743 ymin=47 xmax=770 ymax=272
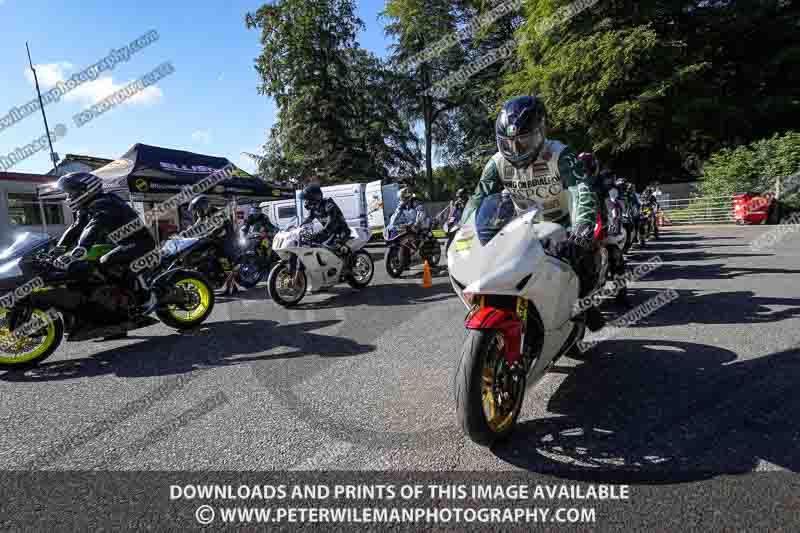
xmin=0 ymin=232 xmax=215 ymax=369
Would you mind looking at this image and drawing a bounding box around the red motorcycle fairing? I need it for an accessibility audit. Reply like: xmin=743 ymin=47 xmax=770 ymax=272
xmin=465 ymin=307 xmax=523 ymax=364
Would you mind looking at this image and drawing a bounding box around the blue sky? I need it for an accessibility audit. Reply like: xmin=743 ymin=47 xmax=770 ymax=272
xmin=0 ymin=0 xmax=394 ymax=175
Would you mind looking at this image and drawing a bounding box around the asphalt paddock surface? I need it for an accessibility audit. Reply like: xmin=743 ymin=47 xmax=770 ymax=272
xmin=1 ymin=226 xmax=799 ymax=480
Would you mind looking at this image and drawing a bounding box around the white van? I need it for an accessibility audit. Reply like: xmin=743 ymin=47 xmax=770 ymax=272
xmin=259 ymin=198 xmax=299 ymax=229
xmin=260 ymin=182 xmax=369 ymax=231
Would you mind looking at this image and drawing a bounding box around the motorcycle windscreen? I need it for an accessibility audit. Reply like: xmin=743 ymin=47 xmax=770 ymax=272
xmin=450 ymin=193 xmax=543 ymax=293
xmin=0 ymin=232 xmax=52 ymax=262
xmin=474 ymin=193 xmax=519 ymax=245
xmin=161 ymin=238 xmax=199 ymax=257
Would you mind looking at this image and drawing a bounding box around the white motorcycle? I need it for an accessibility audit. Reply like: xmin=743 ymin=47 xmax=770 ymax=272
xmin=448 ymin=193 xmax=614 ymax=446
xmin=267 ymin=221 xmax=374 ymax=307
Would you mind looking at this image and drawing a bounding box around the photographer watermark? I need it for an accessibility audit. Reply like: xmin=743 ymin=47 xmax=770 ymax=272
xmin=109 ymin=162 xmax=236 ymax=244
xmin=425 ymin=0 xmax=599 ymax=98
xmin=0 ymin=277 xmax=44 ymax=310
xmin=0 ymin=30 xmax=159 ymax=135
xmin=572 ymin=256 xmax=663 ymax=316
xmin=0 ymin=308 xmax=60 ymax=352
xmin=73 ymin=62 xmax=175 ymax=128
xmin=578 ymin=289 xmax=679 ymax=352
xmin=0 ymin=124 xmax=67 ymax=171
xmin=130 ymin=207 xmax=232 ymax=273
xmin=401 ymin=0 xmax=524 ymax=70
xmin=749 ymin=212 xmax=800 ymax=252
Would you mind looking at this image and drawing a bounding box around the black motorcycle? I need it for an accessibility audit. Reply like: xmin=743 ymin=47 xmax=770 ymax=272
xmin=234 ymin=227 xmax=279 ymax=289
xmin=160 ymin=235 xmax=234 ymax=290
xmin=384 ymin=224 xmax=441 ymax=278
xmin=0 ymin=232 xmax=215 ymax=369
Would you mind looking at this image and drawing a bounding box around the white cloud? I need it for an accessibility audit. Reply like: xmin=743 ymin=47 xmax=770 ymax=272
xmin=129 ymin=85 xmax=163 ymax=105
xmin=191 ymin=130 xmax=212 ymax=144
xmin=24 ymin=60 xmax=164 ymax=107
xmin=24 ymin=62 xmax=73 ymax=89
xmin=63 ymin=75 xmax=162 ymax=106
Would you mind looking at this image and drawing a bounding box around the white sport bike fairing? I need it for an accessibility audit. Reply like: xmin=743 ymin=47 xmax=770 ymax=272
xmin=267 ymin=221 xmax=374 ymax=307
xmin=448 ymin=193 xmax=613 ymax=446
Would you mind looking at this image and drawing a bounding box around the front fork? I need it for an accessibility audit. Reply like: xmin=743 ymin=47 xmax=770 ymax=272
xmin=465 ymin=303 xmax=528 ymax=374
xmin=287 ymin=254 xmax=303 ymax=285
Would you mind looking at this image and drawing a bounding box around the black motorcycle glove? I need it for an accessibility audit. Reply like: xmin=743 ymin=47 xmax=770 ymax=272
xmin=568 ymin=223 xmax=596 ymax=251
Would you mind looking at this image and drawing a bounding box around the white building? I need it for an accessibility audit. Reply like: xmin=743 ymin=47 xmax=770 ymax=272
xmin=0 ymin=171 xmax=72 ymax=247
xmin=0 ymin=154 xmax=113 ymax=247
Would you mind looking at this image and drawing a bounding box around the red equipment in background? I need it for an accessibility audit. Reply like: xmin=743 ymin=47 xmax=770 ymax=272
xmin=733 ymin=193 xmax=771 ymax=225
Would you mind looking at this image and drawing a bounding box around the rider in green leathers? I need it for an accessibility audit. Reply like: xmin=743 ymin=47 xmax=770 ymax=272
xmin=464 ymin=95 xmax=606 ymax=331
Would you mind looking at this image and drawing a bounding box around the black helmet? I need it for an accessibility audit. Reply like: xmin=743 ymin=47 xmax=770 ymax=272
xmin=301 ymin=184 xmax=323 ymax=211
xmin=496 ymin=95 xmax=547 ymax=169
xmin=189 ymin=195 xmax=212 ymax=221
xmin=56 ymin=172 xmax=103 ymax=211
xmin=456 ymin=188 xmax=468 ymax=201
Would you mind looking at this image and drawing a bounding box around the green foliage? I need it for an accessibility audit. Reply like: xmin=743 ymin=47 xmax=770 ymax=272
xmin=503 ymin=0 xmax=800 ymax=184
xmin=246 ymin=0 xmax=419 ymax=185
xmin=700 ymin=131 xmax=800 ymax=202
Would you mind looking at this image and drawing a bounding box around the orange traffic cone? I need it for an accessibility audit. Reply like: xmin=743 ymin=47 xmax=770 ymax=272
xmin=422 ymin=260 xmax=432 ymax=288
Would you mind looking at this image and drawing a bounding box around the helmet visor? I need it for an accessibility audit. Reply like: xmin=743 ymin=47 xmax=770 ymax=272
xmin=498 ymin=130 xmax=543 ymax=162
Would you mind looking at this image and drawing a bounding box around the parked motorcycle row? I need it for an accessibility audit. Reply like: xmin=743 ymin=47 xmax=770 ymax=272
xmin=0 ymin=218 xmax=378 ymax=369
xmin=0 ymin=189 xmax=663 ymax=449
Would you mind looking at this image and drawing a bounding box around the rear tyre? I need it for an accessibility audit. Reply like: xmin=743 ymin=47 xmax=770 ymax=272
xmin=156 ymin=273 xmax=215 ymax=329
xmin=0 ymin=308 xmax=64 ymax=370
xmin=267 ymin=260 xmax=307 ymax=308
xmin=455 ymin=329 xmax=525 ymax=446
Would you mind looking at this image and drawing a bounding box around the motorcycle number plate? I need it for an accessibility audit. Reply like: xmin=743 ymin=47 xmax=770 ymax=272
xmin=454 ymin=239 xmax=472 ymax=252
xmin=516 ymin=298 xmax=528 ymax=322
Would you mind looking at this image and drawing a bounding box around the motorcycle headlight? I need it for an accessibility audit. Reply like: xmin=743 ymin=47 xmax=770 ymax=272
xmin=0 ymin=258 xmax=23 ymax=280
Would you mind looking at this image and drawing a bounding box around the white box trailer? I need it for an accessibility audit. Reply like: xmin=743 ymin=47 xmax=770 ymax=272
xmin=366 ymin=180 xmax=400 ymax=238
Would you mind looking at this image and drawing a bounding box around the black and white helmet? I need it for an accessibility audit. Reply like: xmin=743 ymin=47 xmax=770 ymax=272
xmin=55 ymin=172 xmax=103 ymax=211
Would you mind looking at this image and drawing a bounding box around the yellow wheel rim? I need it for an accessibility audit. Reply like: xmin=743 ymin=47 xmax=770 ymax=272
xmin=480 ymin=334 xmax=522 ymax=433
xmin=167 ymin=278 xmax=211 ymax=322
xmin=0 ymin=308 xmax=57 ymax=364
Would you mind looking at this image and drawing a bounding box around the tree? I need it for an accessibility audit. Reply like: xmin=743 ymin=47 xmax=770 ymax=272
xmin=503 ymin=0 xmax=800 ymax=186
xmin=247 ymin=1 xmax=421 ymax=184
xmin=382 ymin=0 xmax=476 ymax=198
xmin=246 ymin=0 xmax=364 ymax=183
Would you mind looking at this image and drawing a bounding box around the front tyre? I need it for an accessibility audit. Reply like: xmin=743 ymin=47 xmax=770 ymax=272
xmin=156 ymin=274 xmax=215 ymax=329
xmin=0 ymin=308 xmax=64 ymax=370
xmin=347 ymin=250 xmax=374 ymax=289
xmin=455 ymin=329 xmax=525 ymax=446
xmin=384 ymin=246 xmax=406 ymax=278
xmin=268 ymin=260 xmax=307 ymax=307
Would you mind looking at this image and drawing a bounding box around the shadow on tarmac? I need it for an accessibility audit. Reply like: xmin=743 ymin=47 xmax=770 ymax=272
xmin=0 ymin=319 xmax=376 ymax=383
xmin=492 ymin=340 xmax=800 ymax=484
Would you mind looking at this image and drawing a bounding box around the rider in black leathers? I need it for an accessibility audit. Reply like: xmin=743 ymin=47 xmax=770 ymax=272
xmin=300 ymin=184 xmax=352 ymax=272
xmin=242 ymin=207 xmax=279 ymax=236
xmin=54 ymin=172 xmax=156 ymax=298
xmin=53 ymin=171 xmax=158 ymax=339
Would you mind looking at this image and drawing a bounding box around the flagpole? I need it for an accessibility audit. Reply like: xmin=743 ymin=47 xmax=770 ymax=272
xmin=26 ymin=42 xmax=60 ymax=175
